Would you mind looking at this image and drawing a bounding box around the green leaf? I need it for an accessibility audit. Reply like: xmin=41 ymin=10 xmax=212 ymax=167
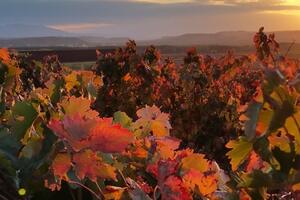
xmin=50 ymin=79 xmax=64 ymax=104
xmin=19 ymin=137 xmax=43 ymax=159
xmin=113 ymin=111 xmax=132 ymax=129
xmin=263 ymin=69 xmax=284 ymax=95
xmin=226 ymin=137 xmax=253 ymax=171
xmin=269 ymin=100 xmax=296 ymax=133
xmin=0 ymin=128 xmax=21 ymax=157
xmin=253 ymin=136 xmax=272 ymax=162
xmin=9 ymin=101 xmax=38 ymax=140
xmin=273 ymin=147 xmax=295 ymax=174
xmin=17 ymin=126 xmax=57 ymax=189
xmin=238 ymin=170 xmax=271 ymax=188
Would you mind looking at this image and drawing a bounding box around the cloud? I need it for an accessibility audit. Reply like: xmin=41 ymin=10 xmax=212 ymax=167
xmin=0 ymin=0 xmax=300 ymax=39
xmin=48 ymin=22 xmax=113 ymax=32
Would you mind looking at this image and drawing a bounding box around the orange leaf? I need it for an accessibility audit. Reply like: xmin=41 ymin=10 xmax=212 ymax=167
xmin=245 ymin=151 xmax=264 ymax=172
xmin=73 ymin=150 xmax=117 ymax=182
xmin=61 ymin=97 xmax=98 ymax=118
xmin=156 ymin=137 xmax=181 ymax=159
xmin=52 ymin=153 xmax=72 ymax=180
xmin=48 ymin=114 xmax=94 ymax=152
xmin=49 ymin=113 xmax=134 ymax=153
xmin=0 ymin=48 xmax=10 ymax=64
xmin=90 ymin=121 xmax=134 ymax=153
xmin=292 ymin=183 xmax=300 ymax=191
xmin=183 ymin=169 xmax=217 ymax=196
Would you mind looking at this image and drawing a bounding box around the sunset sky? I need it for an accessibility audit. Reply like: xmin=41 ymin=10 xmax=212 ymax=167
xmin=1 ymin=0 xmax=300 ymax=39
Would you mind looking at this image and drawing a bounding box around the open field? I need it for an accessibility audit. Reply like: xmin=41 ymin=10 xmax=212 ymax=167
xmin=16 ymin=43 xmax=300 ymax=66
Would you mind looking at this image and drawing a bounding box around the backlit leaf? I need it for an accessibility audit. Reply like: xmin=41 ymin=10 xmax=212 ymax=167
xmin=52 ymin=153 xmax=72 ymax=180
xmin=183 ymin=169 xmax=217 ymax=196
xmin=73 ymin=149 xmax=117 ymax=181
xmin=226 ymin=137 xmax=253 ymax=171
xmin=90 ymin=120 xmax=134 ymax=153
xmin=181 ymin=154 xmax=210 ymax=173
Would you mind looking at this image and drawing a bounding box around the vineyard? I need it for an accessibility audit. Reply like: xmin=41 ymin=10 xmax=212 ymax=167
xmin=1 ymin=28 xmax=300 ymax=200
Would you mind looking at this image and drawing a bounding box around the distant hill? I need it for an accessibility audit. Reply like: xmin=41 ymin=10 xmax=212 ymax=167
xmin=143 ymin=31 xmax=300 ymax=46
xmin=80 ymin=36 xmax=130 ymax=46
xmin=0 ymin=26 xmax=300 ymax=48
xmin=0 ymin=24 xmax=70 ymax=38
xmin=0 ymin=37 xmax=88 ymax=48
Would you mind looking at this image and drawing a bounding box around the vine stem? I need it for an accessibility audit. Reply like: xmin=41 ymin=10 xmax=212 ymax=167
xmin=153 ymin=185 xmax=160 ymax=200
xmin=118 ymin=169 xmax=129 ymax=187
xmin=94 ymin=181 xmax=105 ymax=199
xmin=0 ymin=194 xmax=9 ymax=200
xmin=285 ymin=41 xmax=295 ymax=57
xmin=108 ymin=154 xmax=129 ymax=188
xmin=68 ymin=180 xmax=102 ymax=200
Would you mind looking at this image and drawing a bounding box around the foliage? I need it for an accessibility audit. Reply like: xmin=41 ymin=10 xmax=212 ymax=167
xmin=1 ymin=29 xmax=300 ymax=199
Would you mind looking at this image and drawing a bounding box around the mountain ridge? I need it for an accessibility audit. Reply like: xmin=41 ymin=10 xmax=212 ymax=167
xmin=0 ymin=24 xmax=299 ymax=47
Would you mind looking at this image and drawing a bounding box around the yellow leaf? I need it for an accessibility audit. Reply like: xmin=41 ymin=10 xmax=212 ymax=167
xmin=65 ymin=72 xmax=79 ymax=92
xmin=285 ymin=112 xmax=300 ymax=153
xmin=226 ymin=137 xmax=252 ymax=171
xmin=151 ymin=121 xmax=169 ymax=137
xmin=61 ymin=96 xmax=99 ymax=118
xmin=268 ymin=132 xmax=291 ymax=153
xmin=181 ymin=154 xmax=210 ymax=173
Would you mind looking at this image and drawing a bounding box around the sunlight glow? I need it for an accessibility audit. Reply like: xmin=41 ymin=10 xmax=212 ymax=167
xmin=48 ymin=23 xmax=113 ymax=32
xmin=262 ymin=9 xmax=300 ymax=16
xmin=282 ymin=0 xmax=300 ymax=6
xmin=132 ymin=0 xmax=193 ymax=4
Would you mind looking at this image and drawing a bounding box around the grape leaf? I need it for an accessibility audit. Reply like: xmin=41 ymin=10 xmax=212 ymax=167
xmin=113 ymin=111 xmax=132 ymax=129
xmin=134 ymin=105 xmax=171 ymax=137
xmin=160 ymin=175 xmax=192 ymax=200
xmin=226 ymin=137 xmax=253 ymax=171
xmin=181 ymin=154 xmax=210 ymax=173
xmin=61 ymin=96 xmax=98 ymax=118
xmin=73 ymin=149 xmax=117 ymax=182
xmin=183 ymin=169 xmax=217 ymax=196
xmin=52 ymin=153 xmax=72 ymax=180
xmin=9 ymin=101 xmax=38 ymax=140
xmin=90 ymin=120 xmax=134 ymax=153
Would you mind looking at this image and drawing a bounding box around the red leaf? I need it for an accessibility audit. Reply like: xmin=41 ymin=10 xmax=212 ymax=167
xmin=161 ymin=176 xmax=192 ymax=200
xmin=89 ymin=120 xmax=134 ymax=153
xmin=49 ymin=114 xmax=134 ymax=153
xmin=48 ymin=114 xmax=94 ymax=152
